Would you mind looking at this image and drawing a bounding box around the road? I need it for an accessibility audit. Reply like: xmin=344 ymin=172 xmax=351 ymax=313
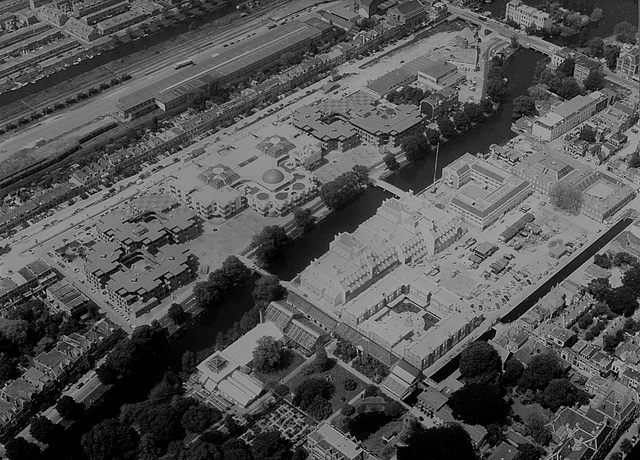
xmin=0 ymin=0 xmax=340 ymax=154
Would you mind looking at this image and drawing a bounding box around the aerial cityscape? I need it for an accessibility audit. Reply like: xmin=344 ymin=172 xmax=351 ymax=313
xmin=0 ymin=0 xmax=638 ymax=459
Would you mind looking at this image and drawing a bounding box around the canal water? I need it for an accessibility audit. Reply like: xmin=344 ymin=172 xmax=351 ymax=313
xmin=481 ymin=0 xmax=638 ymax=46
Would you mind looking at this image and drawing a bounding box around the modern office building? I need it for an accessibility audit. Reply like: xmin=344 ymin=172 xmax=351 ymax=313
xmin=444 ymin=153 xmax=532 ymax=231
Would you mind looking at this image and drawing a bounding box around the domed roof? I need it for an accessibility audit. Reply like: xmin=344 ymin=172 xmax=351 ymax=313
xmin=262 ymin=168 xmax=285 ymax=185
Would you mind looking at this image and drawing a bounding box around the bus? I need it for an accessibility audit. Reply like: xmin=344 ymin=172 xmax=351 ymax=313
xmin=174 ymin=59 xmax=194 ymax=70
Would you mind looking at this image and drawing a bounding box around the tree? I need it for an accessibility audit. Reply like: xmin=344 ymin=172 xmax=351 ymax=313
xmin=464 ymin=103 xmax=486 ymax=124
xmin=622 ymin=264 xmax=640 ymax=297
xmin=606 ymin=285 xmax=638 ymax=317
xmin=610 ymin=452 xmax=623 ymax=460
xmin=56 ymin=395 xmax=84 ymax=420
xmin=313 ymin=343 xmax=330 ymax=373
xmin=518 ymin=354 xmax=564 ymax=391
xmin=580 ymin=125 xmax=597 ymax=143
xmin=603 ymin=330 xmax=626 ymax=354
xmin=307 ymin=395 xmax=333 ymax=420
xmin=5 ymin=438 xmax=41 ymax=460
xmin=587 ymin=278 xmax=612 ymax=302
xmin=452 ymin=111 xmax=471 ymax=132
xmin=578 ymin=313 xmax=594 ymax=329
xmin=525 ymin=413 xmax=552 ymax=446
xmin=510 ymin=34 xmax=519 ymax=49
xmin=604 ymin=45 xmax=621 ymax=69
xmin=293 ymin=208 xmax=316 ymax=233
xmin=512 ymin=95 xmax=538 ymax=120
xmin=549 ymin=182 xmax=583 ymax=214
xmin=436 ymin=116 xmax=457 ymax=139
xmin=502 ymin=358 xmax=525 ymax=387
xmin=182 ymin=404 xmax=222 ymax=433
xmin=447 ymin=383 xmax=507 ymax=426
xmin=541 ymin=378 xmax=579 ymax=411
xmin=528 ymin=85 xmax=549 ymax=101
xmin=251 ymin=431 xmax=292 ymax=460
xmin=397 ymin=423 xmax=477 ymax=460
xmin=488 ymin=65 xmax=505 ymax=80
xmin=402 ymin=134 xmax=431 ymax=161
xmin=384 ymin=153 xmax=400 ymax=170
xmin=557 ymin=57 xmax=575 ymax=78
xmin=594 ymin=253 xmax=611 ymax=269
xmin=486 ymin=78 xmax=506 ymax=101
xmin=384 ymin=400 xmax=404 ymax=418
xmin=320 ymin=170 xmax=365 ymax=209
xmin=252 ymin=275 xmax=285 ymax=304
xmin=589 ymin=8 xmax=603 ymax=22
xmin=425 ymin=127 xmax=441 ymax=145
xmin=620 ymin=438 xmax=634 ymax=455
xmin=252 ymin=226 xmax=292 ymax=266
xmin=82 ymin=418 xmax=138 ymax=460
xmin=614 ymin=252 xmax=637 ymax=267
xmin=584 ymin=71 xmax=605 ymax=91
xmin=614 ymin=21 xmax=638 ymax=44
xmin=168 ymin=303 xmax=186 ymax=325
xmin=459 ymin=342 xmax=502 ymax=384
xmin=515 ymin=443 xmax=545 ymax=460
xmin=182 ymin=350 xmax=197 ymax=377
xmin=586 ymin=37 xmax=604 ymax=57
xmin=557 ymin=78 xmax=583 ymax=100
xmin=253 ymin=336 xmax=284 ymax=373
xmin=630 ymin=152 xmax=640 ymax=169
xmin=292 ymin=377 xmax=335 ymax=411
xmin=480 ymin=98 xmax=494 ymax=114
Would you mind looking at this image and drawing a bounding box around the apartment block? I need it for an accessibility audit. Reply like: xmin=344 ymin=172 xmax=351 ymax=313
xmin=505 ymin=0 xmax=551 ymax=29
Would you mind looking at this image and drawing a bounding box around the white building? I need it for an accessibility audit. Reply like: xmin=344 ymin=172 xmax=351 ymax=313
xmin=505 ymin=0 xmax=552 ymax=29
xmin=532 ymin=92 xmax=609 ymax=142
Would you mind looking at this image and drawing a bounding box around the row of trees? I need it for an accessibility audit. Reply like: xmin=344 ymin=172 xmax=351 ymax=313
xmin=320 ymin=165 xmax=370 ymax=210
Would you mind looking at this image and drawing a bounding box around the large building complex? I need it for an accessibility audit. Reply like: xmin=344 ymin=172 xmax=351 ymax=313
xmin=532 ymin=92 xmax=609 ymax=141
xmin=444 ymin=153 xmax=532 ymax=231
xmin=84 ymin=206 xmax=199 ymax=318
xmin=505 ymin=0 xmax=551 ymax=29
xmin=168 ymin=135 xmax=320 ymax=218
xmin=117 ymin=20 xmax=324 ymax=119
xmin=307 ymin=422 xmax=373 ymax=460
xmin=512 ymin=152 xmax=635 ymax=223
xmin=292 ymin=95 xmax=425 ymax=149
xmin=290 ymin=194 xmax=482 ymax=371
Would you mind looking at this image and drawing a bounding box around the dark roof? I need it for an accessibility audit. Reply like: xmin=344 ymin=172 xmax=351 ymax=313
xmin=286 ymin=291 xmax=338 ymax=330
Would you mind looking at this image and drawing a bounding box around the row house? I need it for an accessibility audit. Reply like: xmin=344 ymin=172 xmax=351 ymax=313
xmin=0 ymin=318 xmax=122 ymax=442
xmin=560 ymin=339 xmax=613 ymax=377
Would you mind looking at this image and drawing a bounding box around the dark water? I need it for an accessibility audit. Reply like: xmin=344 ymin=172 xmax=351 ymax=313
xmin=0 ymin=3 xmax=234 ymax=107
xmin=481 ymin=0 xmax=638 ymax=46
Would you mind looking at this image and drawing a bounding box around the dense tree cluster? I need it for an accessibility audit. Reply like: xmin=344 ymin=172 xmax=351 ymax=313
xmin=96 ymin=322 xmax=166 ymax=384
xmin=0 ymin=299 xmax=85 ymax=386
xmin=524 ymin=413 xmax=552 ymax=446
xmin=387 ymin=86 xmax=429 ymax=106
xmin=397 ymin=422 xmax=478 ymax=460
xmin=486 ymin=57 xmax=507 ymax=102
xmin=252 ymin=336 xmax=285 ymax=373
xmin=292 ymin=207 xmax=316 ymax=234
xmin=614 ymin=21 xmax=638 ymax=44
xmin=251 ymin=226 xmax=292 ymax=267
xmin=402 ymin=134 xmax=432 ymax=161
xmin=334 ymin=339 xmax=358 ymax=363
xmin=193 ymin=256 xmax=252 ymax=309
xmin=583 ymin=71 xmax=605 ymax=91
xmin=292 ymin=377 xmax=335 ymax=420
xmin=384 ymin=153 xmax=400 ymax=170
xmin=448 ymin=383 xmax=508 ymax=426
xmin=352 ymin=354 xmax=389 ymax=383
xmin=579 ymin=125 xmax=597 ymax=143
xmin=512 ymin=95 xmax=538 ymax=120
xmin=459 ymin=342 xmax=502 ymax=385
xmin=55 ymin=395 xmax=84 ymax=420
xmin=586 ymin=264 xmax=640 ymax=317
xmin=320 ymin=166 xmax=370 ymax=210
xmin=549 ymin=182 xmax=583 ymax=214
xmin=436 ymin=116 xmax=457 ymax=140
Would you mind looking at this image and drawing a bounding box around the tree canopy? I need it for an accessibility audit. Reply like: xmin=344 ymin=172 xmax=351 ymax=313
xmin=540 ymin=378 xmax=580 ymax=411
xmin=402 ymin=134 xmax=431 ymax=161
xmin=252 ymin=336 xmax=284 ymax=373
xmin=81 ymin=418 xmax=139 ymax=460
xmin=549 ymin=182 xmax=583 ymax=214
xmin=292 ymin=377 xmax=335 ymax=412
xmin=512 ymin=95 xmax=538 ymax=120
xmin=397 ymin=423 xmax=478 ymax=460
xmin=56 ymin=395 xmax=84 ymax=420
xmin=517 ymin=354 xmax=564 ymax=391
xmin=436 ymin=116 xmax=457 ymax=139
xmin=447 ymin=383 xmax=507 ymax=426
xmin=320 ymin=169 xmax=368 ymax=210
xmin=583 ymin=71 xmax=605 ymax=91
xmin=251 ymin=226 xmax=292 ymax=267
xmin=459 ymin=341 xmax=502 ymax=384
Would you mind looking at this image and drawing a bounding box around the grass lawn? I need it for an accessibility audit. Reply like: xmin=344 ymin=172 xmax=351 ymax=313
xmin=287 ymin=359 xmax=366 ymax=415
xmin=362 ymin=418 xmax=405 ymax=460
xmin=252 ymin=349 xmax=305 ymax=385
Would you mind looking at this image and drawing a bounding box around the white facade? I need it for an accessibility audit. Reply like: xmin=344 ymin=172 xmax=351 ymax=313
xmin=505 ymin=0 xmax=551 ymax=29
